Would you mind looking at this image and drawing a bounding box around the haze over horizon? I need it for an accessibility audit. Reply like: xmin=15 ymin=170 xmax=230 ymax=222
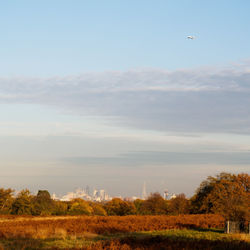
xmin=0 ymin=1 xmax=250 ymax=197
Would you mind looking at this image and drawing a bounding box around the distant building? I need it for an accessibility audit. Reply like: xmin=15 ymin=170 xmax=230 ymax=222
xmin=85 ymin=185 xmax=90 ymax=196
xmin=51 ymin=193 xmax=59 ymax=200
xmin=93 ymin=189 xmax=98 ymax=199
xmin=142 ymin=181 xmax=147 ymax=200
xmin=163 ymin=190 xmax=168 ymax=200
xmin=57 ymin=187 xmax=112 ymax=202
xmin=124 ymin=196 xmax=138 ymax=202
xmin=60 ymin=188 xmax=91 ymax=201
xmin=99 ymin=189 xmax=105 ymax=200
xmin=170 ymin=194 xmax=176 ymax=199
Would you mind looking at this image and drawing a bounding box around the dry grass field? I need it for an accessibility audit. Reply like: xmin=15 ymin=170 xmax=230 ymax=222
xmin=0 ymin=214 xmax=224 ymax=237
xmin=0 ymin=214 xmax=248 ymax=249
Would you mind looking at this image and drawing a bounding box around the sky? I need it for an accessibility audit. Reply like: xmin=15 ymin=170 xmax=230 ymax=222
xmin=0 ymin=0 xmax=250 ymax=197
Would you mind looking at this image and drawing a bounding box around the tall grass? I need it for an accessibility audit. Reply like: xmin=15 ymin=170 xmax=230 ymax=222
xmin=0 ymin=214 xmax=224 ymax=239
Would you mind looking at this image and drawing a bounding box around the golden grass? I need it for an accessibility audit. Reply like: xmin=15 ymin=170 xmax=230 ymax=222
xmin=0 ymin=214 xmax=225 ymax=240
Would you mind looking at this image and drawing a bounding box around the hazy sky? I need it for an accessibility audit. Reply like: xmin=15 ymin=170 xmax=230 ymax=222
xmin=0 ymin=1 xmax=249 ymax=197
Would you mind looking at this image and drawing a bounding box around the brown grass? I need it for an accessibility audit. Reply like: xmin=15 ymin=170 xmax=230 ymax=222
xmin=0 ymin=214 xmax=224 ymax=239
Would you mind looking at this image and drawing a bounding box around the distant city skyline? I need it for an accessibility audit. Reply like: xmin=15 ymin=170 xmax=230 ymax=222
xmin=50 ymin=182 xmax=177 ymax=202
xmin=0 ymin=1 xmax=249 ymax=197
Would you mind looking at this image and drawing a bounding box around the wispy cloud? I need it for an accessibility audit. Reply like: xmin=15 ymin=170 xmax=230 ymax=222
xmin=64 ymin=151 xmax=250 ymax=167
xmin=1 ymin=64 xmax=250 ymax=134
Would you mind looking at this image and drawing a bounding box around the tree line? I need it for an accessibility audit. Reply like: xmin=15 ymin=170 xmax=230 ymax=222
xmin=0 ymin=172 xmax=249 ymax=221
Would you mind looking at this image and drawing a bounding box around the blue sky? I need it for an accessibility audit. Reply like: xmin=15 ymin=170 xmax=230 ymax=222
xmin=1 ymin=1 xmax=250 ymax=75
xmin=0 ymin=1 xmax=249 ymax=197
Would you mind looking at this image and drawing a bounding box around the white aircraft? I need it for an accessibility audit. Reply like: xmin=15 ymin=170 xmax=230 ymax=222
xmin=187 ymin=36 xmax=195 ymax=39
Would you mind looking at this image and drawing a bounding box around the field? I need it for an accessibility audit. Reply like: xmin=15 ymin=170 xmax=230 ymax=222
xmin=0 ymin=214 xmax=249 ymax=249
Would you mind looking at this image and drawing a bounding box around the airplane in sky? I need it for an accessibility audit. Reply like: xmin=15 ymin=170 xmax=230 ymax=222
xmin=187 ymin=36 xmax=195 ymax=39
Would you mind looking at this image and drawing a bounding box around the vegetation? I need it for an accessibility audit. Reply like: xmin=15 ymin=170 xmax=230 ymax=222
xmin=0 ymin=214 xmax=224 ymax=237
xmin=0 ymin=188 xmax=13 ymax=214
xmin=33 ymin=190 xmax=54 ymax=215
xmin=0 ymin=172 xmax=248 ymax=220
xmin=11 ymin=189 xmax=33 ymax=215
xmin=104 ymin=198 xmax=136 ymax=216
xmin=138 ymin=192 xmax=168 ymax=215
xmin=0 ymin=214 xmax=231 ymax=249
xmin=0 ymin=223 xmax=248 ymax=249
xmin=191 ymin=172 xmax=250 ymax=221
xmin=0 ymin=172 xmax=248 ymax=249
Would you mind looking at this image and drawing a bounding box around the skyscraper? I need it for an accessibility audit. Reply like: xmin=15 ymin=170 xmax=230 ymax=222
xmin=99 ymin=189 xmax=105 ymax=200
xmin=163 ymin=189 xmax=168 ymax=200
xmin=142 ymin=181 xmax=147 ymax=200
xmin=85 ymin=185 xmax=90 ymax=196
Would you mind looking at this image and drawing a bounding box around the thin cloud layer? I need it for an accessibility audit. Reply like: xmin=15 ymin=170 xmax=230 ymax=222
xmin=64 ymin=151 xmax=250 ymax=167
xmin=1 ymin=64 xmax=250 ymax=134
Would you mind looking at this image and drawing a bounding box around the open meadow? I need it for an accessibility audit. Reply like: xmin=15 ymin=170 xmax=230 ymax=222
xmin=0 ymin=214 xmax=249 ymax=250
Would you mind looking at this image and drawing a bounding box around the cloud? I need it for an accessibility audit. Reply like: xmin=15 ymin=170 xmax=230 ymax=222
xmin=1 ymin=63 xmax=250 ymax=134
xmin=64 ymin=151 xmax=250 ymax=167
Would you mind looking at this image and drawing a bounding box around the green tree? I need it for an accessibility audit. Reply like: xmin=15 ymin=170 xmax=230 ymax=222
xmin=32 ymin=190 xmax=54 ymax=215
xmin=11 ymin=189 xmax=33 ymax=215
xmin=191 ymin=172 xmax=250 ymax=221
xmin=0 ymin=188 xmax=14 ymax=214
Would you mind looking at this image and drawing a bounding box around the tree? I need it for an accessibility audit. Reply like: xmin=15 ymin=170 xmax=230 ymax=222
xmin=52 ymin=200 xmax=68 ymax=215
xmin=11 ymin=189 xmax=33 ymax=215
xmin=90 ymin=202 xmax=107 ymax=216
xmin=104 ymin=198 xmax=136 ymax=216
xmin=168 ymin=193 xmax=190 ymax=215
xmin=0 ymin=188 xmax=14 ymax=214
xmin=134 ymin=199 xmax=145 ymax=215
xmin=237 ymin=173 xmax=250 ymax=192
xmin=68 ymin=198 xmax=93 ymax=215
xmin=32 ymin=190 xmax=54 ymax=215
xmin=191 ymin=172 xmax=250 ymax=221
xmin=140 ymin=193 xmax=168 ymax=215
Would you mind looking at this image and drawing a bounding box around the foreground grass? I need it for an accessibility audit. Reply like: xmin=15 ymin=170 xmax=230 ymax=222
xmin=0 ymin=229 xmax=249 ymax=250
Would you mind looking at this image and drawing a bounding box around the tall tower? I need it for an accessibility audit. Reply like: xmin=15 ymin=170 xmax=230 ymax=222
xmin=142 ymin=181 xmax=147 ymax=200
xmin=93 ymin=189 xmax=98 ymax=198
xmin=85 ymin=185 xmax=90 ymax=196
xmin=163 ymin=189 xmax=168 ymax=200
xmin=99 ymin=189 xmax=105 ymax=201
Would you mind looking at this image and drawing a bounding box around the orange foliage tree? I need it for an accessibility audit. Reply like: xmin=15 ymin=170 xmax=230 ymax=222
xmin=191 ymin=172 xmax=250 ymax=221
